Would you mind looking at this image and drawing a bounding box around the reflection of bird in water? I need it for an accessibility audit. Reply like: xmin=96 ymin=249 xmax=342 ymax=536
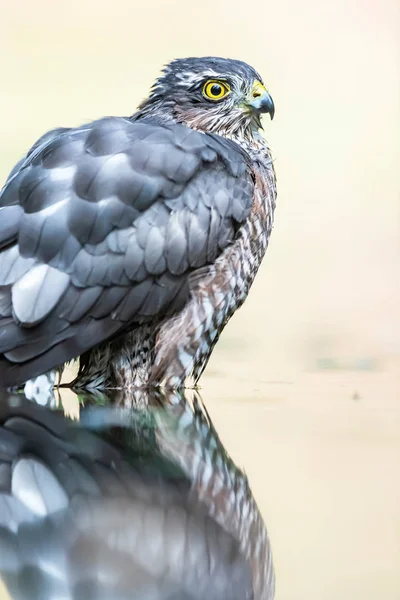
xmin=0 ymin=389 xmax=274 ymax=599
xmin=0 ymin=57 xmax=276 ymax=391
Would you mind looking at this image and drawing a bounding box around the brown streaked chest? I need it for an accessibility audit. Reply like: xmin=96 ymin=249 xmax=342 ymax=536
xmin=240 ymin=142 xmax=277 ymax=262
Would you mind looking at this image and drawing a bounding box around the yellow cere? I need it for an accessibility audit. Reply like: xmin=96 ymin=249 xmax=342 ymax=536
xmin=251 ymin=80 xmax=268 ymax=98
xmin=202 ymin=80 xmax=231 ymax=100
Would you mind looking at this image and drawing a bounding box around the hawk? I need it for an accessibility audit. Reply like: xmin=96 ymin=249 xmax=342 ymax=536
xmin=0 ymin=57 xmax=276 ymax=390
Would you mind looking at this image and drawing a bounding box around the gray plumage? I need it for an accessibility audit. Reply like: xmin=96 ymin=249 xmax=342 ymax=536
xmin=0 ymin=57 xmax=276 ymax=389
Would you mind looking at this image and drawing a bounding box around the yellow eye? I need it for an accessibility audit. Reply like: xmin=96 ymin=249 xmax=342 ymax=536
xmin=203 ymin=80 xmax=231 ymax=100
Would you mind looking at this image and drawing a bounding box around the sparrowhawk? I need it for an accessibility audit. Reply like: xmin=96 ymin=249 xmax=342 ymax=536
xmin=0 ymin=57 xmax=276 ymax=390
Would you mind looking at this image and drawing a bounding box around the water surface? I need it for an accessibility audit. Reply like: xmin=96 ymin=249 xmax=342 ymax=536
xmin=0 ymin=387 xmax=274 ymax=600
xmin=1 ymin=369 xmax=398 ymax=599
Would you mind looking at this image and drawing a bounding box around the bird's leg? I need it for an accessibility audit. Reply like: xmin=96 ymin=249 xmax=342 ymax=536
xmin=150 ymin=271 xmax=234 ymax=387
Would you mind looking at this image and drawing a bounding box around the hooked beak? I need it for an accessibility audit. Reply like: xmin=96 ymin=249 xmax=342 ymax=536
xmin=247 ymin=80 xmax=275 ymax=120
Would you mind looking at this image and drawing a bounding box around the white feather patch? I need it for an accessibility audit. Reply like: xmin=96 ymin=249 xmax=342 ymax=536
xmin=49 ymin=165 xmax=77 ymax=182
xmin=12 ymin=264 xmax=69 ymax=325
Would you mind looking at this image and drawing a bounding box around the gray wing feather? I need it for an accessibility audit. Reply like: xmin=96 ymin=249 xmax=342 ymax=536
xmin=0 ymin=206 xmax=22 ymax=250
xmin=0 ymin=247 xmax=36 ymax=286
xmin=12 ymin=265 xmax=70 ymax=325
xmin=0 ymin=116 xmax=254 ymax=386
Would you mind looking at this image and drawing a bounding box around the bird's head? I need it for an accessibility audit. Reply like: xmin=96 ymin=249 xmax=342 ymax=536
xmin=137 ymin=57 xmax=274 ymax=141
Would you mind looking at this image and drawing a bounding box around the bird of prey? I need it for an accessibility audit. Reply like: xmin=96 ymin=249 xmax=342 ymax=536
xmin=0 ymin=57 xmax=276 ymax=391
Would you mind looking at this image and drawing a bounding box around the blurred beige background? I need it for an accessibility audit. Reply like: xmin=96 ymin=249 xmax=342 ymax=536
xmin=0 ymin=1 xmax=399 ymax=599
xmin=0 ymin=0 xmax=398 ymax=377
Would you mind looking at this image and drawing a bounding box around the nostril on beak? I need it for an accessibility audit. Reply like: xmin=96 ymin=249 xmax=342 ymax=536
xmin=252 ymin=91 xmax=261 ymax=98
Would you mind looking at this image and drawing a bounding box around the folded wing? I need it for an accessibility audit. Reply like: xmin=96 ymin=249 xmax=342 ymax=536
xmin=0 ymin=117 xmax=254 ymax=386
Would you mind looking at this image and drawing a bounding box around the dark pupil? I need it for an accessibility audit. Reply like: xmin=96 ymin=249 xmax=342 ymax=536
xmin=210 ymin=84 xmax=222 ymax=96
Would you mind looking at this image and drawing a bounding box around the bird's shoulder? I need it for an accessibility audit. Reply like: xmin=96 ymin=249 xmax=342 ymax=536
xmin=0 ymin=115 xmax=255 ymax=289
xmin=0 ymin=116 xmax=254 ymax=220
xmin=2 ymin=115 xmax=250 ymax=194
